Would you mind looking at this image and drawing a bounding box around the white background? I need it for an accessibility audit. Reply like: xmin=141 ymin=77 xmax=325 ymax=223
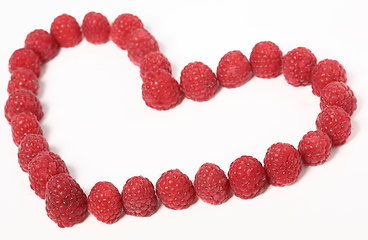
xmin=1 ymin=0 xmax=367 ymax=239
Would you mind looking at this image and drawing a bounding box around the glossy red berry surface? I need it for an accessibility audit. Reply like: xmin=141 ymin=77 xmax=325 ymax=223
xmin=18 ymin=134 xmax=49 ymax=173
xmin=50 ymin=14 xmax=82 ymax=48
xmin=8 ymin=48 xmax=42 ymax=77
xmin=10 ymin=112 xmax=43 ymax=146
xmin=24 ymin=29 xmax=59 ymax=62
xmin=7 ymin=68 xmax=38 ymax=95
xmin=250 ymin=41 xmax=283 ymax=78
xmin=298 ymin=130 xmax=332 ymax=166
xmin=140 ymin=51 xmax=172 ymax=78
xmin=82 ymin=12 xmax=110 ymax=44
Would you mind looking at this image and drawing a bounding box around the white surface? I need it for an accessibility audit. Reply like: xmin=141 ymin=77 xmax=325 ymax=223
xmin=1 ymin=0 xmax=367 ymax=239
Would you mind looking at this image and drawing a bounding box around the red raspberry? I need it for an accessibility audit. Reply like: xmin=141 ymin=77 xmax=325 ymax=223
xmin=298 ymin=130 xmax=332 ymax=166
xmin=316 ymin=106 xmax=351 ymax=146
xmin=228 ymin=156 xmax=268 ymax=199
xmin=5 ymin=89 xmax=43 ymax=123
xmin=18 ymin=134 xmax=49 ymax=173
xmin=7 ymin=68 xmax=38 ymax=95
xmin=24 ymin=29 xmax=59 ymax=62
xmin=82 ymin=12 xmax=110 ymax=44
xmin=50 ymin=14 xmax=82 ymax=48
xmin=283 ymin=47 xmax=317 ymax=87
xmin=126 ymin=28 xmax=160 ymax=66
xmin=28 ymin=151 xmax=69 ymax=199
xmin=8 ymin=48 xmax=42 ymax=77
xmin=264 ymin=142 xmax=302 ymax=187
xmin=122 ymin=176 xmax=158 ymax=217
xmin=193 ymin=163 xmax=230 ymax=205
xmin=320 ymin=82 xmax=357 ymax=116
xmin=45 ymin=173 xmax=88 ymax=228
xmin=250 ymin=41 xmax=283 ymax=78
xmin=180 ymin=61 xmax=219 ymax=102
xmin=110 ymin=13 xmax=144 ymax=50
xmin=156 ymin=169 xmax=196 ymax=210
xmin=88 ymin=181 xmax=123 ymax=224
xmin=142 ymin=70 xmax=183 ymax=110
xmin=216 ymin=50 xmax=252 ymax=88
xmin=311 ymin=59 xmax=347 ymax=96
xmin=140 ymin=51 xmax=172 ymax=78
xmin=10 ymin=112 xmax=43 ymax=146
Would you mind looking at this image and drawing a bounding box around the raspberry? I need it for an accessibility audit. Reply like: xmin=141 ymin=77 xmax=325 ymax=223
xmin=228 ymin=156 xmax=268 ymax=199
xmin=50 ymin=14 xmax=82 ymax=48
xmin=125 ymin=28 xmax=160 ymax=66
xmin=110 ymin=13 xmax=144 ymax=50
xmin=24 ymin=29 xmax=59 ymax=62
xmin=298 ymin=130 xmax=332 ymax=166
xmin=7 ymin=68 xmax=38 ymax=95
xmin=10 ymin=112 xmax=43 ymax=146
xmin=283 ymin=47 xmax=317 ymax=87
xmin=122 ymin=176 xmax=158 ymax=217
xmin=250 ymin=41 xmax=283 ymax=78
xmin=156 ymin=169 xmax=196 ymax=210
xmin=216 ymin=50 xmax=252 ymax=88
xmin=264 ymin=142 xmax=302 ymax=187
xmin=316 ymin=106 xmax=351 ymax=146
xmin=180 ymin=61 xmax=219 ymax=102
xmin=142 ymin=70 xmax=183 ymax=110
xmin=193 ymin=163 xmax=230 ymax=205
xmin=311 ymin=59 xmax=347 ymax=96
xmin=18 ymin=134 xmax=49 ymax=173
xmin=45 ymin=173 xmax=88 ymax=228
xmin=5 ymin=89 xmax=43 ymax=123
xmin=320 ymin=82 xmax=357 ymax=116
xmin=8 ymin=48 xmax=42 ymax=77
xmin=82 ymin=12 xmax=110 ymax=44
xmin=88 ymin=181 xmax=123 ymax=224
xmin=28 ymin=151 xmax=69 ymax=199
xmin=140 ymin=51 xmax=172 ymax=78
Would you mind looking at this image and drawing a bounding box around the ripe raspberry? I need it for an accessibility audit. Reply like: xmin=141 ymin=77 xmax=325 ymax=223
xmin=298 ymin=130 xmax=332 ymax=166
xmin=264 ymin=142 xmax=302 ymax=187
xmin=5 ymin=89 xmax=43 ymax=123
xmin=142 ymin=70 xmax=183 ymax=110
xmin=316 ymin=106 xmax=351 ymax=146
xmin=45 ymin=173 xmax=88 ymax=228
xmin=82 ymin=12 xmax=110 ymax=44
xmin=122 ymin=176 xmax=158 ymax=217
xmin=88 ymin=181 xmax=123 ymax=224
xmin=194 ymin=163 xmax=230 ymax=205
xmin=180 ymin=61 xmax=219 ymax=102
xmin=216 ymin=50 xmax=252 ymax=88
xmin=156 ymin=169 xmax=196 ymax=210
xmin=228 ymin=156 xmax=268 ymax=199
xmin=18 ymin=134 xmax=49 ymax=173
xmin=320 ymin=82 xmax=357 ymax=116
xmin=28 ymin=151 xmax=69 ymax=199
xmin=140 ymin=51 xmax=172 ymax=78
xmin=50 ymin=14 xmax=82 ymax=48
xmin=126 ymin=28 xmax=160 ymax=66
xmin=110 ymin=13 xmax=144 ymax=50
xmin=10 ymin=112 xmax=43 ymax=146
xmin=311 ymin=59 xmax=347 ymax=96
xmin=8 ymin=48 xmax=42 ymax=77
xmin=24 ymin=29 xmax=59 ymax=62
xmin=7 ymin=68 xmax=38 ymax=95
xmin=250 ymin=41 xmax=283 ymax=78
xmin=283 ymin=47 xmax=317 ymax=87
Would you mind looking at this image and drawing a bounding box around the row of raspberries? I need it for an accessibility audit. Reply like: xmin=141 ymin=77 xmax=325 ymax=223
xmin=5 ymin=12 xmax=357 ymax=228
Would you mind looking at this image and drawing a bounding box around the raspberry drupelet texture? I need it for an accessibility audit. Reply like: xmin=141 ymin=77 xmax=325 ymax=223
xmin=88 ymin=181 xmax=123 ymax=224
xmin=180 ymin=61 xmax=219 ymax=102
xmin=7 ymin=68 xmax=39 ymax=95
xmin=82 ymin=12 xmax=110 ymax=44
xmin=140 ymin=51 xmax=172 ymax=78
xmin=122 ymin=176 xmax=158 ymax=217
xmin=250 ymin=41 xmax=283 ymax=78
xmin=8 ymin=48 xmax=42 ymax=77
xmin=264 ymin=142 xmax=302 ymax=187
xmin=298 ymin=130 xmax=332 ymax=166
xmin=24 ymin=29 xmax=59 ymax=62
xmin=194 ymin=163 xmax=230 ymax=205
xmin=156 ymin=169 xmax=196 ymax=210
xmin=18 ymin=134 xmax=49 ymax=173
xmin=216 ymin=50 xmax=252 ymax=88
xmin=283 ymin=47 xmax=317 ymax=87
xmin=10 ymin=112 xmax=43 ymax=146
xmin=50 ymin=14 xmax=82 ymax=48
xmin=45 ymin=173 xmax=88 ymax=228
xmin=228 ymin=156 xmax=268 ymax=200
